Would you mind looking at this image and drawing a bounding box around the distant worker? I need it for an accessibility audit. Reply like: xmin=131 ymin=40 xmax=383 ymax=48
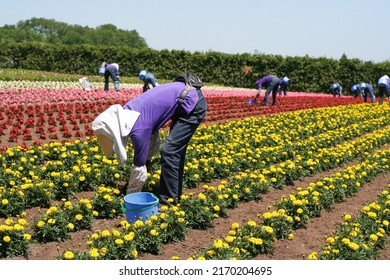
xmin=253 ymin=74 xmax=281 ymax=106
xmin=377 ymin=75 xmax=390 ymax=104
xmin=139 ymin=70 xmax=158 ymax=92
xmin=351 ymin=84 xmax=363 ymax=99
xmin=278 ymin=76 xmax=290 ymax=96
xmin=359 ymin=82 xmax=375 ymax=103
xmin=99 ymin=62 xmax=120 ymax=92
xmin=330 ymin=83 xmax=342 ymax=97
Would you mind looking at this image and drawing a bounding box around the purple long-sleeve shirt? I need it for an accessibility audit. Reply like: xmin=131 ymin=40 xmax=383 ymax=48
xmin=256 ymin=75 xmax=276 ymax=89
xmin=123 ymin=82 xmax=199 ymax=166
xmin=106 ymin=64 xmax=119 ymax=75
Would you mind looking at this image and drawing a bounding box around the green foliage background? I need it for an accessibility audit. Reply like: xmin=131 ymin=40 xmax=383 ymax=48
xmin=1 ymin=18 xmax=390 ymax=93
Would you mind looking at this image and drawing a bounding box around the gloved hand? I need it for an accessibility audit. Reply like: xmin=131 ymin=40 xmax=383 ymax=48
xmin=126 ymin=165 xmax=147 ymax=194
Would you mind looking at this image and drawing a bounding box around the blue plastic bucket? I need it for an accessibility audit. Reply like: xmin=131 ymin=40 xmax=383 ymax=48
xmin=248 ymin=99 xmax=257 ymax=105
xmin=99 ymin=67 xmax=105 ymax=76
xmin=124 ymin=192 xmax=159 ymax=223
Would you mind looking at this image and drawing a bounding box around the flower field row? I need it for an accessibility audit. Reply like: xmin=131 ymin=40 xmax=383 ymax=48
xmin=1 ymin=100 xmax=390 ymax=259
xmin=0 ymin=80 xmax=361 ymax=148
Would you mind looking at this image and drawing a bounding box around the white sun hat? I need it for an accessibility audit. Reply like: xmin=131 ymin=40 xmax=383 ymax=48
xmin=92 ymin=104 xmax=140 ymax=166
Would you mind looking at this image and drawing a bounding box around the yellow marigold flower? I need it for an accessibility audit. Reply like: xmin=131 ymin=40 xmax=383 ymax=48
xmin=344 ymin=214 xmax=352 ymax=221
xmin=75 ymin=214 xmax=83 ymax=221
xmin=292 ymin=200 xmax=303 ymax=206
xmin=48 ymin=218 xmax=56 ymax=225
xmin=248 ymin=237 xmax=263 ymax=245
xmin=13 ymin=224 xmax=24 ymax=231
xmin=297 ymin=208 xmax=303 ymax=214
xmin=383 ymin=220 xmax=389 ymax=226
xmin=228 ymin=230 xmax=236 ymax=236
xmin=24 ymin=233 xmax=32 ymax=240
xmin=342 ymin=238 xmax=351 ymax=245
xmin=370 ymin=234 xmax=378 ymax=242
xmin=326 ymin=237 xmax=335 ymax=244
xmin=307 ymin=252 xmax=317 ymax=260
xmin=197 ymin=193 xmax=206 ymax=200
xmin=263 ymin=212 xmax=272 ymax=219
xmin=37 ymin=221 xmax=45 ymax=228
xmin=68 ymin=223 xmax=75 ymax=231
xmin=89 ymin=248 xmax=100 ymax=259
xmin=92 ymin=211 xmax=99 ymax=217
xmin=213 ymin=239 xmax=224 ymax=249
xmin=288 ymin=233 xmax=294 ymax=240
xmin=231 ymin=223 xmax=240 ymax=230
xmin=348 ymin=242 xmax=359 ymax=251
xmin=47 ymin=206 xmax=57 ymax=214
xmin=172 ymin=256 xmax=181 ymax=260
xmin=124 ymin=233 xmax=135 ymax=242
xmin=64 ymin=201 xmax=73 ymax=209
xmin=3 ymin=236 xmax=11 ymax=243
xmin=112 ymin=229 xmax=120 ymax=237
xmin=150 ymin=215 xmax=158 ymax=221
xmin=224 ymin=236 xmax=235 ymax=243
xmin=207 ymin=250 xmax=216 ymax=256
xmin=131 ymin=249 xmax=138 ymax=258
xmin=160 ymin=213 xmax=168 ymax=219
xmin=367 ymin=212 xmax=377 ymax=219
xmin=213 ymin=205 xmax=220 ymax=212
xmin=63 ymin=251 xmax=75 ymax=260
xmin=134 ymin=220 xmax=144 ymax=229
xmin=114 ymin=173 xmax=120 ymax=179
xmin=350 ymin=231 xmax=357 ymax=237
xmin=91 ymin=233 xmax=99 ymax=240
xmin=1 ymin=199 xmax=8 ymax=206
xmin=247 ymin=220 xmax=257 ymax=227
xmin=101 ymin=230 xmax=111 ymax=237
xmin=100 ymin=247 xmax=108 ymax=256
xmin=160 ymin=223 xmax=168 ymax=230
xmin=262 ymin=225 xmax=274 ymax=234
xmin=115 ymin=239 xmax=124 ymax=245
xmin=150 ymin=229 xmax=159 ymax=236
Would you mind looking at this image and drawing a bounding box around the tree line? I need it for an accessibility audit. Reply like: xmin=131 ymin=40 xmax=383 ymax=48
xmin=0 ymin=17 xmax=148 ymax=49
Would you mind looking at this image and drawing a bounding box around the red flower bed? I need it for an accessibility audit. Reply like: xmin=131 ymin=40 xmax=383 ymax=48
xmin=0 ymin=88 xmax=363 ymax=148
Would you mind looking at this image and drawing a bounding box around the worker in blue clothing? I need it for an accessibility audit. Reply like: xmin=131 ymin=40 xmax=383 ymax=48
xmin=253 ymin=74 xmax=281 ymax=106
xmin=278 ymin=77 xmax=290 ymax=96
xmin=139 ymin=70 xmax=158 ymax=92
xmin=377 ymin=75 xmax=390 ymax=104
xmin=100 ymin=62 xmax=120 ymax=91
xmin=330 ymin=83 xmax=342 ymax=97
xmin=92 ymin=73 xmax=207 ymax=207
xmin=359 ymin=82 xmax=375 ymax=103
xmin=351 ymin=84 xmax=363 ymax=99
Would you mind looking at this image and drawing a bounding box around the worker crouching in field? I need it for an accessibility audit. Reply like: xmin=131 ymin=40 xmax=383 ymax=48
xmin=92 ymin=73 xmax=207 ymax=207
xmin=253 ymin=74 xmax=281 ymax=106
xmin=99 ymin=62 xmax=120 ymax=92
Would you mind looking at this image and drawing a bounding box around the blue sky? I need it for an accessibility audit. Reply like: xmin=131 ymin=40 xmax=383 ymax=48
xmin=1 ymin=0 xmax=388 ymax=62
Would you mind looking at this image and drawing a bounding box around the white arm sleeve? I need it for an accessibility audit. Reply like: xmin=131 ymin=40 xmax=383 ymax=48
xmin=126 ymin=165 xmax=147 ymax=194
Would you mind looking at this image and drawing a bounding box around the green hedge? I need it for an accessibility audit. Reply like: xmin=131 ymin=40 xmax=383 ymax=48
xmin=1 ymin=42 xmax=389 ymax=93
